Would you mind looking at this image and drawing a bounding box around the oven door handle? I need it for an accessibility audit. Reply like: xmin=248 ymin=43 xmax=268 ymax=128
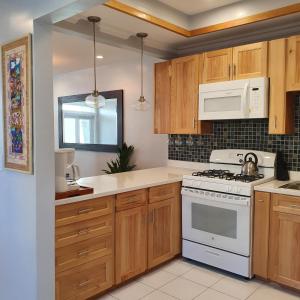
xmin=182 ymin=191 xmax=250 ymax=207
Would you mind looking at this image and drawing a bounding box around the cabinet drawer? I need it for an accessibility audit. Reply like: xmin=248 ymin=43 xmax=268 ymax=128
xmin=272 ymin=194 xmax=300 ymax=215
xmin=56 ymin=215 xmax=113 ymax=248
xmin=55 ymin=196 xmax=114 ymax=227
xmin=116 ymin=189 xmax=147 ymax=211
xmin=149 ymin=183 xmax=180 ymax=203
xmin=56 ymin=234 xmax=113 ymax=273
xmin=56 ymin=255 xmax=113 ymax=300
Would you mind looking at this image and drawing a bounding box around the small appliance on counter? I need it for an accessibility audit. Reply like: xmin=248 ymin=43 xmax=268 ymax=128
xmin=275 ymin=151 xmax=289 ymax=181
xmin=55 ymin=148 xmax=80 ymax=193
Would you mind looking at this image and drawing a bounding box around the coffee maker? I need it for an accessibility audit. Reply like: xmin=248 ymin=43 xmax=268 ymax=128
xmin=55 ymin=148 xmax=80 ymax=193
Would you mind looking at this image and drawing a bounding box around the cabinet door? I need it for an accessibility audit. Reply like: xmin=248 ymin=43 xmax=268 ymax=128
xmin=154 ymin=61 xmax=171 ymax=133
xmin=268 ymin=39 xmax=295 ymax=134
xmin=115 ymin=206 xmax=147 ymax=284
xmin=252 ymin=192 xmax=270 ymax=279
xmin=170 ymin=55 xmax=212 ymax=134
xmin=148 ymin=198 xmax=174 ymax=268
xmin=233 ymin=42 xmax=268 ymax=79
xmin=286 ymin=35 xmax=300 ymax=91
xmin=269 ymin=194 xmax=300 ymax=289
xmin=202 ymin=48 xmax=232 ymax=83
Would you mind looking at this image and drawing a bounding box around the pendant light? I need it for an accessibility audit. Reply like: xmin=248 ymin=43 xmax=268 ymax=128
xmin=134 ymin=32 xmax=150 ymax=111
xmin=85 ymin=16 xmax=105 ymax=109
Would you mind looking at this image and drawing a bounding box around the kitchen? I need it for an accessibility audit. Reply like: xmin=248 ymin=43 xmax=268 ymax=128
xmin=1 ymin=1 xmax=300 ymax=300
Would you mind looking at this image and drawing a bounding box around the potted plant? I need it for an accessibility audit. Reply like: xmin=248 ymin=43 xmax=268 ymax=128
xmin=102 ymin=143 xmax=136 ymax=174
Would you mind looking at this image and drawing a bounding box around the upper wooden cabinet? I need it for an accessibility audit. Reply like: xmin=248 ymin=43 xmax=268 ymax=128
xmin=154 ymin=61 xmax=171 ymax=134
xmin=201 ymin=42 xmax=268 ymax=83
xmin=202 ymin=48 xmax=232 ymax=83
xmin=154 ymin=55 xmax=212 ymax=135
xmin=286 ymin=35 xmax=300 ymax=91
xmin=232 ymin=42 xmax=268 ymax=79
xmin=268 ymin=38 xmax=295 ymax=134
xmin=269 ymin=194 xmax=300 ymax=290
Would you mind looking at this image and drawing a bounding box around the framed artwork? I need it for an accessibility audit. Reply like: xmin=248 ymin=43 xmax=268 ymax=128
xmin=2 ymin=35 xmax=33 ymax=174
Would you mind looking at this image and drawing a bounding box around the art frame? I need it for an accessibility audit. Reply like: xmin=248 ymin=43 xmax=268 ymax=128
xmin=2 ymin=35 xmax=33 ymax=174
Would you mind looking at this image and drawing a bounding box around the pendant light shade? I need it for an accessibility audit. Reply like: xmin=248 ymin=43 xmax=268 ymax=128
xmin=134 ymin=32 xmax=150 ymax=111
xmin=86 ymin=16 xmax=105 ymax=109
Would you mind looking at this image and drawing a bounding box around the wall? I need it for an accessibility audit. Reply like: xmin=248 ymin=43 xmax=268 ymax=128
xmin=54 ymin=56 xmax=168 ymax=177
xmin=169 ymin=97 xmax=300 ymax=171
xmin=0 ymin=1 xmax=107 ymax=300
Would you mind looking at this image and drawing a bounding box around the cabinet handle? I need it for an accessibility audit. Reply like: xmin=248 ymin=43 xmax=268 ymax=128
xmin=206 ymin=250 xmax=220 ymax=257
xmin=77 ymin=228 xmax=89 ymax=236
xmin=77 ymin=249 xmax=90 ymax=257
xmin=78 ymin=279 xmax=90 ymax=288
xmin=193 ymin=118 xmax=196 ymax=129
xmin=228 ymin=64 xmax=231 ymax=78
xmin=257 ymin=199 xmax=264 ymax=202
xmin=289 ymin=204 xmax=300 ymax=209
xmin=78 ymin=207 xmax=93 ymax=215
xmin=233 ymin=64 xmax=236 ymax=77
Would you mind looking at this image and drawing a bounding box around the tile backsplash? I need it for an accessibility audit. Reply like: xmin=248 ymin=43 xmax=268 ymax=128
xmin=168 ymin=97 xmax=300 ymax=171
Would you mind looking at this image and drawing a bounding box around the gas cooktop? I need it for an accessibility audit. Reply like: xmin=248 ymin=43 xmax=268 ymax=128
xmin=192 ymin=169 xmax=264 ymax=183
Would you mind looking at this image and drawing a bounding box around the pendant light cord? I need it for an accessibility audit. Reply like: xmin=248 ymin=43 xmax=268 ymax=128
xmin=93 ymin=22 xmax=97 ymax=94
xmin=141 ymin=36 xmax=144 ymax=98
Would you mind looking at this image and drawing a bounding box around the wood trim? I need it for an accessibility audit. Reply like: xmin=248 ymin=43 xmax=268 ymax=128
xmin=104 ymin=1 xmax=300 ymax=37
xmin=104 ymin=0 xmax=190 ymax=37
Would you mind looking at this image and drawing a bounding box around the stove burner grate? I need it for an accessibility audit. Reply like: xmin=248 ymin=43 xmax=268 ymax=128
xmin=192 ymin=169 xmax=264 ymax=182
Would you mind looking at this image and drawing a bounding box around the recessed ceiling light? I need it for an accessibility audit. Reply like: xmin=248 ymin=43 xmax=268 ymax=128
xmin=96 ymin=55 xmax=104 ymax=59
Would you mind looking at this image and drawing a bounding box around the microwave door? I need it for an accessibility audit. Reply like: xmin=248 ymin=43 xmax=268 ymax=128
xmin=241 ymin=82 xmax=250 ymax=118
xmin=199 ymin=88 xmax=245 ymax=120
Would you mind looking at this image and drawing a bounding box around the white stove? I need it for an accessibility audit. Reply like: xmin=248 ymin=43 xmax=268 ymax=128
xmin=181 ymin=149 xmax=276 ymax=278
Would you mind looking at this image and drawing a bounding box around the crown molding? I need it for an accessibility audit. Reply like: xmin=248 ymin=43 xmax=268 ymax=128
xmin=104 ymin=0 xmax=300 ymax=37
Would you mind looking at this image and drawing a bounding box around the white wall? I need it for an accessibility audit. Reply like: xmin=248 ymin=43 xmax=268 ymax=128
xmin=0 ymin=1 xmax=107 ymax=299
xmin=54 ymin=55 xmax=168 ymax=177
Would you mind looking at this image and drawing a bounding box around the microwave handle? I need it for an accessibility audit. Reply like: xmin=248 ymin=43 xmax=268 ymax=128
xmin=241 ymin=82 xmax=249 ymax=117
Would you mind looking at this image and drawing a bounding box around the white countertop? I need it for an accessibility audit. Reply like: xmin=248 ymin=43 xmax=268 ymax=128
xmin=55 ymin=166 xmax=195 ymax=206
xmin=254 ymin=171 xmax=300 ymax=197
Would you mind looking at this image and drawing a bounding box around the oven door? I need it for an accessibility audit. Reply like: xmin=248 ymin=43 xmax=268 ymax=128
xmin=182 ymin=189 xmax=251 ymax=256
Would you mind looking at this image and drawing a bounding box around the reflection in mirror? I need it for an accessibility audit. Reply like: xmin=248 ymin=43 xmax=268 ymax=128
xmin=58 ymin=90 xmax=123 ymax=152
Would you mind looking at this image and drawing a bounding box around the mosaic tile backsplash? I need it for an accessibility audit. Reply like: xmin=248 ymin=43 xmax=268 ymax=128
xmin=168 ymin=97 xmax=300 ymax=171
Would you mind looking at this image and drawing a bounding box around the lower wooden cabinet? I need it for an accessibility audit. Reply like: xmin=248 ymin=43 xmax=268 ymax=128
xmin=148 ymin=198 xmax=174 ymax=268
xmin=269 ymin=194 xmax=300 ymax=289
xmin=253 ymin=192 xmax=300 ymax=290
xmin=55 ymin=255 xmax=113 ymax=300
xmin=253 ymin=191 xmax=270 ymax=278
xmin=55 ymin=182 xmax=182 ymax=298
xmin=115 ymin=204 xmax=147 ymax=284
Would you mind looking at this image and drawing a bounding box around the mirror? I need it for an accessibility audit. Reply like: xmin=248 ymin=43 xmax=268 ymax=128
xmin=58 ymin=90 xmax=123 ymax=152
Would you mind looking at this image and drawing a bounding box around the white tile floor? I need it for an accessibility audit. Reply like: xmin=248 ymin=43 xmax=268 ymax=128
xmin=97 ymin=258 xmax=300 ymax=300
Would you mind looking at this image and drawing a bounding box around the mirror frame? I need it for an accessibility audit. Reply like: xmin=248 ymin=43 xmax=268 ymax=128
xmin=58 ymin=89 xmax=123 ymax=152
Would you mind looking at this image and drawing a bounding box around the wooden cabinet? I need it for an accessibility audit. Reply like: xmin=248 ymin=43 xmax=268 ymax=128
xmin=55 ymin=183 xmax=182 ymax=298
xmin=268 ymin=38 xmax=295 ymax=134
xmin=154 ymin=61 xmax=171 ymax=134
xmin=56 ymin=256 xmax=113 ymax=300
xmin=201 ymin=42 xmax=268 ymax=83
xmin=148 ymin=183 xmax=181 ymax=268
xmin=286 ymin=35 xmax=300 ymax=91
xmin=269 ymin=194 xmax=300 ymax=289
xmin=55 ymin=196 xmax=115 ymax=300
xmin=115 ymin=190 xmax=147 ymax=284
xmin=252 ymin=192 xmax=270 ymax=279
xmin=232 ymin=42 xmax=268 ymax=79
xmin=154 ymin=55 xmax=212 ymax=135
xmin=202 ymin=48 xmax=232 ymax=83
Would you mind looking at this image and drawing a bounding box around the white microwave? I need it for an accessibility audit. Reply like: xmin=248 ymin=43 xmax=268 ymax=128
xmin=199 ymin=77 xmax=269 ymax=120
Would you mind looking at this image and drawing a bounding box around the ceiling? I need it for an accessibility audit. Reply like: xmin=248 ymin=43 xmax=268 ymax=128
xmin=157 ymin=0 xmax=244 ymax=16
xmin=52 ymin=31 xmax=140 ymax=74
